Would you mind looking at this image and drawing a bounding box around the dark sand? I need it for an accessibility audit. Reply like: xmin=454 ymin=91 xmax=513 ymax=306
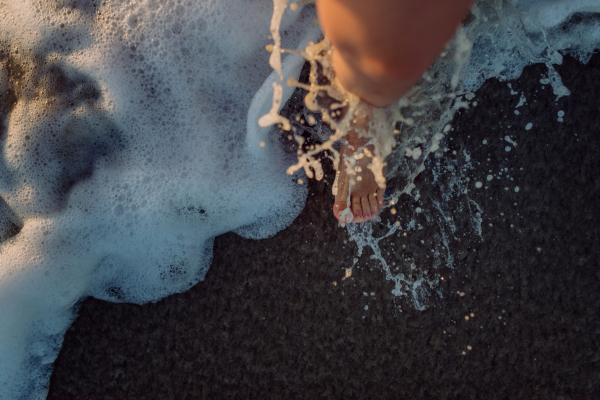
xmin=48 ymin=55 xmax=600 ymax=399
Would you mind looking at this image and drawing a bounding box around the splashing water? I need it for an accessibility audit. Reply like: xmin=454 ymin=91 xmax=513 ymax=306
xmin=262 ymin=0 xmax=600 ymax=309
xmin=1 ymin=0 xmax=600 ymax=397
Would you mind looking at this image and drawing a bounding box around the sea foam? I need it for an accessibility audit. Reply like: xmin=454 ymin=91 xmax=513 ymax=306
xmin=0 ymin=0 xmax=318 ymax=398
xmin=1 ymin=0 xmax=600 ymax=398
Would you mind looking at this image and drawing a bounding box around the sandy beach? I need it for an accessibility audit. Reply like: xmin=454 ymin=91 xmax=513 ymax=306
xmin=48 ymin=54 xmax=600 ymax=399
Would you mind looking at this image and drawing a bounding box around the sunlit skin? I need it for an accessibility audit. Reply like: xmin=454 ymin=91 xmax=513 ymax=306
xmin=333 ymin=130 xmax=385 ymax=223
xmin=316 ymin=0 xmax=475 ymax=223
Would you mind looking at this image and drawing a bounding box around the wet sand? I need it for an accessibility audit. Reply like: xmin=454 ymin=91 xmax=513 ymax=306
xmin=48 ymin=55 xmax=600 ymax=399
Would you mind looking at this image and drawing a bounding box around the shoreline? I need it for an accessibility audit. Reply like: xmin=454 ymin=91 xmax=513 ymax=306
xmin=48 ymin=54 xmax=600 ymax=399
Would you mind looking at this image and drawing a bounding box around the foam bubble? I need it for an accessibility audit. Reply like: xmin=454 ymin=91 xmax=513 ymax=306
xmin=3 ymin=0 xmax=600 ymax=396
xmin=0 ymin=0 xmax=318 ymax=397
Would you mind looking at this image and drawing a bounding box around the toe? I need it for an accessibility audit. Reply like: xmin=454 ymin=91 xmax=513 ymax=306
xmin=368 ymin=192 xmax=379 ymax=219
xmin=361 ymin=194 xmax=372 ymax=219
xmin=351 ymin=194 xmax=364 ymax=222
xmin=333 ymin=149 xmax=352 ymax=223
xmin=333 ymin=202 xmax=352 ymax=223
xmin=333 ymin=202 xmax=343 ymax=221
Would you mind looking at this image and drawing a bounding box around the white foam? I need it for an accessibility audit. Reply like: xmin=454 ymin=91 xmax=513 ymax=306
xmin=523 ymin=0 xmax=600 ymax=28
xmin=504 ymin=136 xmax=518 ymax=147
xmin=0 ymin=0 xmax=318 ymax=397
xmin=2 ymin=0 xmax=600 ymax=396
xmin=462 ymin=0 xmax=600 ymax=94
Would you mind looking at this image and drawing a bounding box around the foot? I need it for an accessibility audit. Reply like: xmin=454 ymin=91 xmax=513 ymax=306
xmin=332 ymin=131 xmax=385 ymax=224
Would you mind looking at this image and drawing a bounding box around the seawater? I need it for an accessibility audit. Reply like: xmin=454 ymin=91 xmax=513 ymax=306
xmin=0 ymin=0 xmax=599 ymax=398
xmin=263 ymin=0 xmax=600 ymax=310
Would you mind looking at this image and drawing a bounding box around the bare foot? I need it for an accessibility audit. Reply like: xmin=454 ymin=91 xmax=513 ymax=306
xmin=332 ymin=130 xmax=385 ymax=224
